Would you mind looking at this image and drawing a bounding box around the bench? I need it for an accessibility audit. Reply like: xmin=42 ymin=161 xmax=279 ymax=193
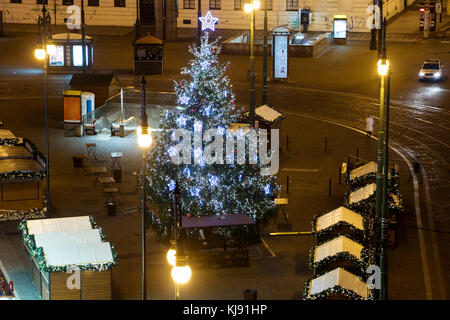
xmin=110 ymin=116 xmax=135 ymax=137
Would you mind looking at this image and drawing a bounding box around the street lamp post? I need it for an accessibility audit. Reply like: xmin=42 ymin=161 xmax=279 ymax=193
xmin=369 ymin=0 xmax=377 ymax=50
xmin=170 ymin=182 xmax=191 ymax=300
xmin=80 ymin=0 xmax=87 ymax=73
xmin=135 ymin=0 xmax=140 ymax=40
xmin=244 ymin=1 xmax=260 ymax=127
xmin=35 ymin=4 xmax=53 ymax=219
xmin=262 ymin=0 xmax=268 ymax=105
xmin=197 ymin=0 xmax=202 ymax=45
xmin=379 ymin=19 xmax=390 ymax=301
xmin=137 ymin=75 xmax=152 ymax=300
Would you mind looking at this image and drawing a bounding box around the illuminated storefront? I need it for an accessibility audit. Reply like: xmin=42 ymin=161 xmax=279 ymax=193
xmin=47 ymin=33 xmax=93 ymax=73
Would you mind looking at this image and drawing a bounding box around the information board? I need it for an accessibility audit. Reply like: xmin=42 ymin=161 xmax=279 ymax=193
xmin=273 ymin=35 xmax=288 ymax=79
xmin=333 ymin=19 xmax=347 ymax=39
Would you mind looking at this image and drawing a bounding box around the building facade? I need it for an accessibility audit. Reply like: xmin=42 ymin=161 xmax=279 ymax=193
xmin=178 ymin=0 xmax=414 ymax=35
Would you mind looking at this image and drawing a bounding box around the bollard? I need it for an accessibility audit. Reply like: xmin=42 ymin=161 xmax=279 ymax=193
xmin=347 ymin=156 xmax=350 ymax=167
xmin=243 ymin=289 xmax=257 ymax=300
xmin=356 ymin=148 xmax=359 ymax=161
xmin=325 ymin=137 xmax=328 ymax=153
xmin=328 ymin=178 xmax=331 ymax=196
xmin=338 ymin=166 xmax=341 ymax=184
xmin=286 ymin=175 xmax=290 ymax=194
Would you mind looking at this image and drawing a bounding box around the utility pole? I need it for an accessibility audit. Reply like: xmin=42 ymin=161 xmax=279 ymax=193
xmin=197 ymin=0 xmax=202 ymax=45
xmin=262 ymin=0 xmax=268 ymax=105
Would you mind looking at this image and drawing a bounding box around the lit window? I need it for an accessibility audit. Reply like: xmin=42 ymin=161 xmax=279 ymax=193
xmin=49 ymin=45 xmax=65 ymax=67
xmin=114 ymin=0 xmax=126 ymax=7
xmin=209 ymin=0 xmax=221 ymax=10
xmin=235 ymin=0 xmax=272 ymax=10
xmin=72 ymin=45 xmax=89 ymax=67
xmin=88 ymin=0 xmax=99 ymax=5
xmin=62 ymin=0 xmax=74 ymax=5
xmin=183 ymin=0 xmax=194 ymax=9
xmin=286 ymin=0 xmax=298 ymax=11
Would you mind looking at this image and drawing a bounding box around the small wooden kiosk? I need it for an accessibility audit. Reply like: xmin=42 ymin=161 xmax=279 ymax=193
xmin=19 ymin=216 xmax=118 ymax=300
xmin=133 ymin=34 xmax=164 ymax=75
xmin=304 ymin=267 xmax=371 ymax=300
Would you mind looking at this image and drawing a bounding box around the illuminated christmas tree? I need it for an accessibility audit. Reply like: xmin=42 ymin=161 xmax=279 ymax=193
xmin=145 ymin=33 xmax=279 ymax=239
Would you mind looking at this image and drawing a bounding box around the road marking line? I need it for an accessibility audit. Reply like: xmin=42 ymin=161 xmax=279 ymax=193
xmin=260 ymin=237 xmax=276 ymax=257
xmin=281 ymin=168 xmax=320 ymax=172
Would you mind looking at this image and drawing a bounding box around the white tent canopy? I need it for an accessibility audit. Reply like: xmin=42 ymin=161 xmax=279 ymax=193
xmin=316 ymin=206 xmax=363 ymax=232
xmin=255 ymin=105 xmax=284 ymax=123
xmin=34 ymin=229 xmax=103 ymax=249
xmin=349 ymin=183 xmax=376 ymax=204
xmin=27 ymin=216 xmax=93 ymax=235
xmin=350 ymin=162 xmax=377 ymax=180
xmin=43 ymin=242 xmax=114 ymax=267
xmin=308 ymin=267 xmax=369 ymax=299
xmin=314 ymin=236 xmax=364 ymax=263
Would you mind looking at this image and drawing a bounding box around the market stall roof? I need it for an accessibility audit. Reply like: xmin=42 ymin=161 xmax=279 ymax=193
xmin=0 ymin=146 xmax=32 ymax=160
xmin=0 ymin=158 xmax=44 ymax=174
xmin=256 ymin=105 xmax=284 ymax=123
xmin=307 ymin=267 xmax=369 ymax=299
xmin=182 ymin=214 xmax=255 ymax=229
xmin=34 ymin=229 xmax=103 ymax=249
xmin=52 ymin=32 xmax=93 ymax=40
xmin=315 ymin=206 xmax=363 ymax=232
xmin=26 ymin=216 xmax=93 ymax=235
xmin=134 ymin=34 xmax=163 ymax=45
xmin=349 ymin=183 xmax=376 ymax=204
xmin=314 ymin=236 xmax=364 ymax=263
xmin=350 ymin=161 xmax=377 ymax=180
xmin=0 ymin=129 xmax=16 ymax=139
xmin=43 ymin=242 xmax=114 ymax=267
xmin=69 ymin=74 xmax=114 ymax=87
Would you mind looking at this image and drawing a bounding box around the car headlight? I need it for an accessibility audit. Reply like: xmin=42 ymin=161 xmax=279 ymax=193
xmin=419 ymin=72 xmax=425 ymax=77
xmin=434 ymin=72 xmax=441 ymax=78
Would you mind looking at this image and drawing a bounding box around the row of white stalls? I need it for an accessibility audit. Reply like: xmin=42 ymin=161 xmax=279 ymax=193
xmin=0 ymin=129 xmax=46 ymax=222
xmin=303 ymin=161 xmax=402 ymax=300
xmin=19 ymin=216 xmax=118 ymax=300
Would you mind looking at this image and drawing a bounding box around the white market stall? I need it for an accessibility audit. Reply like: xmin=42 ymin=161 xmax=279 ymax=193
xmin=348 ymin=161 xmax=400 ymax=192
xmin=309 ymin=235 xmax=373 ymax=276
xmin=313 ymin=206 xmax=365 ymax=243
xmin=304 ymin=267 xmax=371 ymax=300
xmin=19 ymin=216 xmax=118 ymax=300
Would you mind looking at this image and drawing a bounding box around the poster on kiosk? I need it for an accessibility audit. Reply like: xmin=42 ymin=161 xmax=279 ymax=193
xmin=271 ymin=26 xmax=292 ymax=80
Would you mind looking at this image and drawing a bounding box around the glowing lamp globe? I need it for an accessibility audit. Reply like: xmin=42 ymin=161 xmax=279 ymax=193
xmin=167 ymin=249 xmax=176 ymax=266
xmin=46 ymin=44 xmax=56 ymax=55
xmin=244 ymin=3 xmax=253 ymax=13
xmin=137 ymin=126 xmax=152 ymax=148
xmin=34 ymin=48 xmax=46 ymax=60
xmin=253 ymin=0 xmax=261 ymax=10
xmin=171 ymin=265 xmax=192 ymax=284
xmin=377 ymin=59 xmax=389 ymax=76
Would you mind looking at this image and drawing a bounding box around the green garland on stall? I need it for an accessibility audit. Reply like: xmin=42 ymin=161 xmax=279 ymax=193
xmin=349 ymin=169 xmax=400 ymax=194
xmin=303 ymin=279 xmax=372 ymax=300
xmin=308 ymin=246 xmax=375 ymax=277
xmin=0 ymin=170 xmax=46 ymax=181
xmin=1 ymin=208 xmax=45 ymax=222
xmin=0 ymin=138 xmax=20 ymax=146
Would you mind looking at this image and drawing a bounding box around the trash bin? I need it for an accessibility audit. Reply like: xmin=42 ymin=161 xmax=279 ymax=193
xmin=113 ymin=168 xmax=122 ymax=183
xmin=106 ymin=202 xmax=116 ymax=216
xmin=72 ymin=155 xmax=84 ymax=168
xmin=243 ymin=289 xmax=257 ymax=300
xmin=75 ymin=124 xmax=84 ymax=137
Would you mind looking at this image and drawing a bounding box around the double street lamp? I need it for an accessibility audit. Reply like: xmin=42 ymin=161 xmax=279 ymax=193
xmin=244 ymin=0 xmax=260 ymax=127
xmin=34 ymin=4 xmax=53 ymax=219
xmin=167 ymin=182 xmax=192 ymax=300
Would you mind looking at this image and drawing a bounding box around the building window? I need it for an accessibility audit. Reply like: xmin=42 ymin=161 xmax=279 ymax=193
xmin=209 ymin=0 xmax=220 ymax=10
xmin=235 ymin=0 xmax=272 ymax=10
xmin=62 ymin=0 xmax=73 ymax=5
xmin=114 ymin=0 xmax=126 ymax=7
xmin=183 ymin=0 xmax=194 ymax=9
xmin=88 ymin=0 xmax=99 ymax=6
xmin=286 ymin=0 xmax=298 ymax=11
xmin=72 ymin=45 xmax=90 ymax=67
xmin=10 ymin=0 xmax=22 ymax=4
xmin=36 ymin=0 xmax=48 ymax=4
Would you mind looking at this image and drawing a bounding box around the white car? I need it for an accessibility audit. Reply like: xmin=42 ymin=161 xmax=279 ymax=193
xmin=419 ymin=59 xmax=444 ymax=81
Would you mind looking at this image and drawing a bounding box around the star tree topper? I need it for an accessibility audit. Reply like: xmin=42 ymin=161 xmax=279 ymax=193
xmin=199 ymin=11 xmax=219 ymax=32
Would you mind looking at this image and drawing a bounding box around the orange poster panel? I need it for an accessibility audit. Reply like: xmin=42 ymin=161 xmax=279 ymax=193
xmin=64 ymin=96 xmax=81 ymax=123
